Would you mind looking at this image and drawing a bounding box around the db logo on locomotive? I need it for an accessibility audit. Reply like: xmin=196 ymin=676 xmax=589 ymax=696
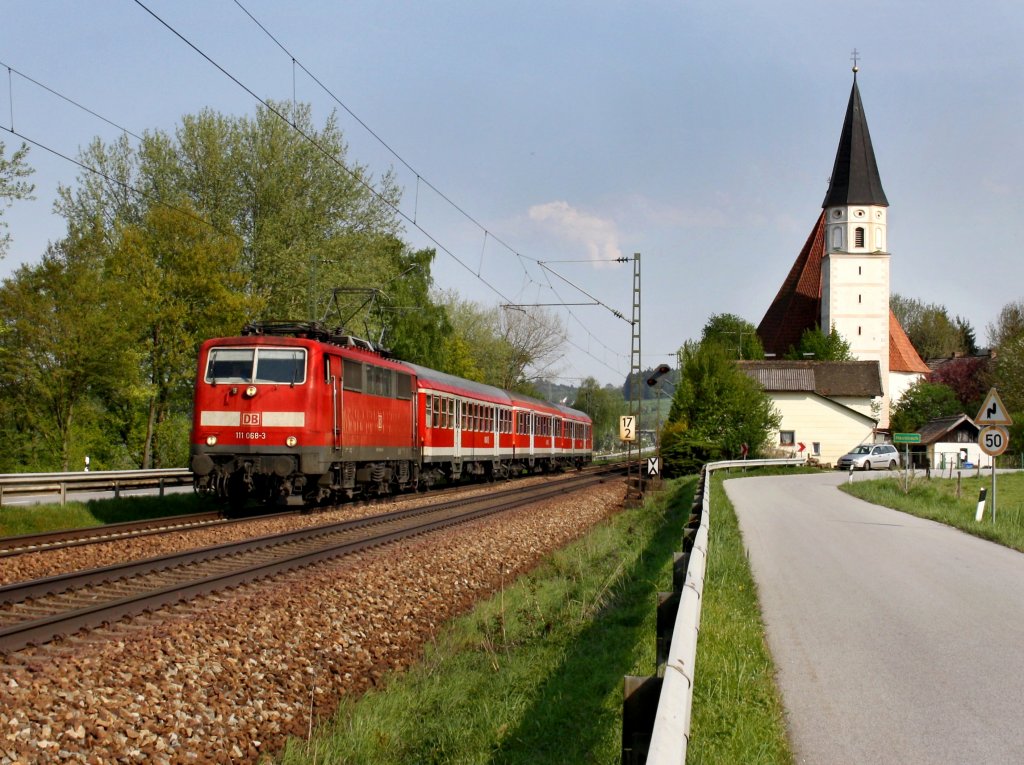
xmin=241 ymin=412 xmax=261 ymax=426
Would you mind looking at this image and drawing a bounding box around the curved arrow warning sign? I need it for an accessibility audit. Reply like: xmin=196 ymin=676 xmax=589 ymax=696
xmin=976 ymin=388 xmax=1013 ymax=426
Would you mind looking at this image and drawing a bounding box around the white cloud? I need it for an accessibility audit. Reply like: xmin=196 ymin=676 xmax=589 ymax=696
xmin=528 ymin=201 xmax=623 ymax=264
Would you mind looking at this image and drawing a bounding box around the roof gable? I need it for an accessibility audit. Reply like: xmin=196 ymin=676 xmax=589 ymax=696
xmin=915 ymin=414 xmax=977 ymax=445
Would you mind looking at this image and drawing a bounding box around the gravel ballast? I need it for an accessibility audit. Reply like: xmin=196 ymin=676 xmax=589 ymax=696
xmin=0 ymin=482 xmax=624 ymax=764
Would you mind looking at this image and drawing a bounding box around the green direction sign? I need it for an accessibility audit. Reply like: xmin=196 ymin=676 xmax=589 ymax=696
xmin=893 ymin=432 xmax=921 ymax=444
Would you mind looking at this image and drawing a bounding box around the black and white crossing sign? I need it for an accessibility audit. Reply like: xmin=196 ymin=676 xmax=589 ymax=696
xmin=647 ymin=457 xmax=661 ymax=477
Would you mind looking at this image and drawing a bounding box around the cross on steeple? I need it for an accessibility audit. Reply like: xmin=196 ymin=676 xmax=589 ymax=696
xmin=850 ymin=48 xmax=861 ymax=75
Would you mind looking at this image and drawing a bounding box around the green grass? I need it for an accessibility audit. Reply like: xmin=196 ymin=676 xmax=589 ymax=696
xmin=0 ymin=493 xmax=216 ymax=537
xmin=277 ymin=478 xmax=698 ymax=765
xmin=277 ymin=470 xmax=796 ymax=765
xmin=842 ymin=471 xmax=1024 ymax=552
xmin=688 ymin=474 xmax=794 ymax=765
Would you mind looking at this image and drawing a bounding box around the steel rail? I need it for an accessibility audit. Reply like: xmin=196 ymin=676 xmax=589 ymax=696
xmin=0 ymin=511 xmax=227 ymax=558
xmin=0 ymin=464 xmax=620 ymax=557
xmin=0 ymin=468 xmax=616 ymax=654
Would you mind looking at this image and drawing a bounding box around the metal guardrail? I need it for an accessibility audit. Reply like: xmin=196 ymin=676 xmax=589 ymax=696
xmin=623 ymin=458 xmax=805 ymax=764
xmin=0 ymin=468 xmax=193 ymax=506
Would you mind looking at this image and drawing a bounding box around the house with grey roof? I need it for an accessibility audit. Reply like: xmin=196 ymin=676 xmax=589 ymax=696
xmin=738 ymin=360 xmax=883 ymax=466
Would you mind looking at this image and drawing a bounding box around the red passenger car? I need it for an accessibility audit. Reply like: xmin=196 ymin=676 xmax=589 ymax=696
xmin=190 ymin=322 xmax=592 ymax=508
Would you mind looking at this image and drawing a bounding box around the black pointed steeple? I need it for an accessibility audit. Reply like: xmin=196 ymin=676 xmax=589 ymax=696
xmin=822 ymin=74 xmax=888 ymax=208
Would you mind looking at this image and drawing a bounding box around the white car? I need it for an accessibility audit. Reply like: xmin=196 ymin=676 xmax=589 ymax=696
xmin=836 ymin=444 xmax=901 ymax=470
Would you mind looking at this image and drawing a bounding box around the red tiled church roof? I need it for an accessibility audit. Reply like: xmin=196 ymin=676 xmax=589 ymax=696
xmin=757 ymin=212 xmax=826 ymax=357
xmin=890 ymin=311 xmax=931 ymax=373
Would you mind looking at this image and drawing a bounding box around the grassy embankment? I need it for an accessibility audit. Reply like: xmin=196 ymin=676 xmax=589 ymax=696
xmin=0 ymin=494 xmax=213 ymax=538
xmin=842 ymin=471 xmax=1024 ymax=552
xmin=278 ymin=471 xmax=792 ymax=765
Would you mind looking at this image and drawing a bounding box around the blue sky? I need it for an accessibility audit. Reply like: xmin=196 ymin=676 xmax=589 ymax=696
xmin=2 ymin=1 xmax=1022 ymax=386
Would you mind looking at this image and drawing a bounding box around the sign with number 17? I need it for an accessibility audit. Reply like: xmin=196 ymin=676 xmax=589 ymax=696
xmin=619 ymin=415 xmax=636 ymax=443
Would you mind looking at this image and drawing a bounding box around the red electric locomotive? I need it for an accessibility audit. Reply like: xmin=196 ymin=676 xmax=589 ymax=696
xmin=189 ymin=322 xmax=592 ymax=508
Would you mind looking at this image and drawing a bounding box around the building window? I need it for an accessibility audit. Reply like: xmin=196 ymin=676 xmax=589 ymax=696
xmin=832 ymin=226 xmax=842 ymax=250
xmin=858 ymin=266 xmax=862 ymax=275
xmin=858 ymin=326 xmax=862 ymax=335
xmin=813 ymin=442 xmax=821 ymax=455
xmin=855 ymin=227 xmax=865 ymax=247
xmin=858 ymin=294 xmax=862 ymax=304
xmin=874 ymin=227 xmax=883 ymax=249
xmin=780 ymin=430 xmax=795 ymax=446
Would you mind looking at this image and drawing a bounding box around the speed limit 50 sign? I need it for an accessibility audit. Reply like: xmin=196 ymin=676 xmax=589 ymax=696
xmin=979 ymin=425 xmax=1009 ymax=457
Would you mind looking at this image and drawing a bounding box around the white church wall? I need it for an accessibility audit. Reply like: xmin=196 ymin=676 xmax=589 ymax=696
xmin=889 ymin=371 xmax=925 ymax=415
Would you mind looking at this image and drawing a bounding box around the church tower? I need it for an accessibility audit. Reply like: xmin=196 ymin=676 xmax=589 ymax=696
xmin=820 ymin=65 xmax=893 ymax=416
xmin=756 ymin=65 xmax=930 ymax=431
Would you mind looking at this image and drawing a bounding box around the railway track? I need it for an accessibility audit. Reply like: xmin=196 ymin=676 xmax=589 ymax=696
xmin=0 ymin=461 xmax=622 ymax=558
xmin=0 ymin=468 xmax=619 ymax=654
xmin=0 ymin=511 xmax=229 ymax=558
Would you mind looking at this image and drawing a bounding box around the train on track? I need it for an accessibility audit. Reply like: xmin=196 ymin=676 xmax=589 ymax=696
xmin=189 ymin=321 xmax=593 ymax=508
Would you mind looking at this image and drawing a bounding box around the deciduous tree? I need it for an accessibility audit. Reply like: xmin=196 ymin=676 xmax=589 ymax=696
xmin=0 ymin=230 xmax=126 ymax=470
xmin=889 ymin=381 xmax=962 ymax=434
xmin=785 ymin=324 xmax=853 ymax=360
xmin=661 ymin=341 xmax=780 ymax=475
xmin=108 ymin=202 xmax=255 ymax=467
xmin=701 ymin=313 xmax=764 ymax=360
xmin=572 ymin=377 xmax=626 ymax=451
xmin=0 ymin=140 xmax=35 ymax=258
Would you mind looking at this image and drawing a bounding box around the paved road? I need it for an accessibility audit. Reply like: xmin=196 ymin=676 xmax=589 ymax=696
xmin=726 ymin=471 xmax=1024 ymax=764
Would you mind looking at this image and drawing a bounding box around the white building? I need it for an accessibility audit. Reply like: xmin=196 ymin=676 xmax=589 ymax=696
xmin=738 ymin=360 xmax=882 ymax=466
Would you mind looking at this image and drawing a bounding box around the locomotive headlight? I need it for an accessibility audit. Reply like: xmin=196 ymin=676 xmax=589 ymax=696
xmin=206 ymin=435 xmax=218 ymax=446
xmin=245 ymin=385 xmax=258 ymax=398
xmin=286 ymin=436 xmax=298 ymax=447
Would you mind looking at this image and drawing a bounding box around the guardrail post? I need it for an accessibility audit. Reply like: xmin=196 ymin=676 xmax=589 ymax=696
xmin=622 ymin=675 xmax=662 ymax=765
xmin=159 ymin=478 xmax=165 ymax=497
xmin=60 ymin=482 xmax=67 ymax=506
xmin=656 ymin=591 xmax=681 ymax=670
xmin=672 ymin=551 xmax=688 ymax=593
xmin=113 ymin=481 xmax=120 ymax=499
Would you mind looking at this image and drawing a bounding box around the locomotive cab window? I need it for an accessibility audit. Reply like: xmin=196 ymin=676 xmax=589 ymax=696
xmin=206 ymin=347 xmax=306 ymax=385
xmin=254 ymin=349 xmax=306 ymax=384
